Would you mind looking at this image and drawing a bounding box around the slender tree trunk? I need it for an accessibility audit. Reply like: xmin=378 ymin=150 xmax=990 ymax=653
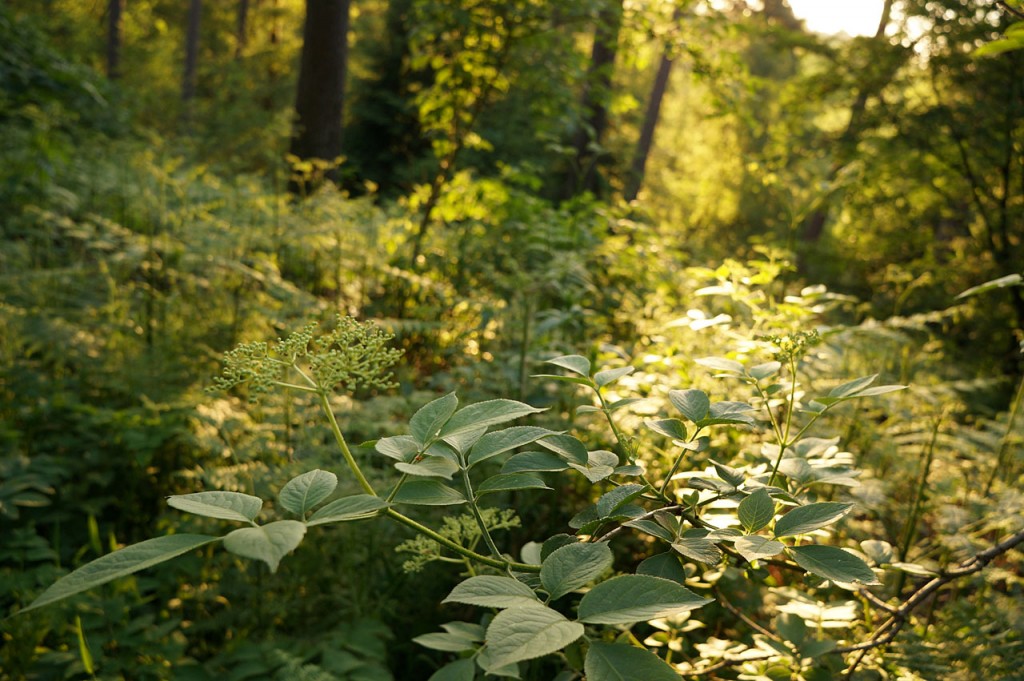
xmin=235 ymin=0 xmax=249 ymax=59
xmin=624 ymin=45 xmax=674 ymax=202
xmin=289 ymin=0 xmax=351 ymax=191
xmin=562 ymin=0 xmax=624 ymax=200
xmin=106 ymin=0 xmax=123 ymax=80
xmin=182 ymin=0 xmax=202 ymax=102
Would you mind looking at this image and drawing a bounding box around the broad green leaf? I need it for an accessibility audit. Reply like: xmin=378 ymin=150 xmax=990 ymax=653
xmin=799 ymin=638 xmax=837 ymax=659
xmin=860 ymin=539 xmax=894 ymax=565
xmin=468 ymin=426 xmax=557 ymax=467
xmin=672 ymin=538 xmax=722 ymax=564
xmin=306 ymin=494 xmax=388 ymax=526
xmin=774 ymin=502 xmax=853 ymax=538
xmin=645 ymin=418 xmax=687 ymax=441
xmin=636 ymin=552 xmax=687 ymax=583
xmin=585 ymin=641 xmax=680 ymax=681
xmin=414 ymin=632 xmax=477 ymax=653
xmin=607 ymin=397 xmax=645 ymax=412
xmin=546 ymin=355 xmax=591 ymax=377
xmin=700 ymin=401 xmax=756 ymax=426
xmin=624 ymin=519 xmax=675 ymax=543
xmin=427 ymin=659 xmax=476 ymax=681
xmin=392 ymin=480 xmax=466 ymax=506
xmin=596 ymin=484 xmax=646 ymax=518
xmin=669 ymin=389 xmax=710 ymax=423
xmin=410 ymin=392 xmax=459 ymax=444
xmin=537 ymin=434 xmax=590 ymax=466
xmin=395 ymin=456 xmax=460 ymax=479
xmin=734 ymin=535 xmax=785 ymax=562
xmin=540 ymin=542 xmax=613 ymax=599
xmin=167 ymin=491 xmax=263 ymax=523
xmin=223 ymin=520 xmax=306 ymax=573
xmin=278 ymin=470 xmax=337 ymax=516
xmin=788 ymin=545 xmax=880 ymax=585
xmin=695 ymin=357 xmax=745 ymax=374
xmin=776 ymin=612 xmax=806 ymax=644
xmin=440 ymin=400 xmax=545 ymax=439
xmin=594 ymin=366 xmax=634 ymax=387
xmin=577 ymin=575 xmax=712 ymax=624
xmin=23 ymin=534 xmax=220 ymax=613
xmin=502 ymin=451 xmax=569 ymax=473
xmin=851 ymin=385 xmax=906 ymax=397
xmin=749 ymin=361 xmax=781 ymax=380
xmin=828 ymin=375 xmax=877 ymax=399
xmin=375 ymin=435 xmax=420 ymax=462
xmin=569 ymin=450 xmax=617 ymax=483
xmin=476 ymin=473 xmax=551 ymax=497
xmin=711 ymin=460 xmax=744 ymax=487
xmin=738 ymin=488 xmax=775 ymax=533
xmin=443 ymin=575 xmax=539 ymax=609
xmin=441 ymin=621 xmax=485 ymax=642
xmin=483 ymin=605 xmax=584 ymax=671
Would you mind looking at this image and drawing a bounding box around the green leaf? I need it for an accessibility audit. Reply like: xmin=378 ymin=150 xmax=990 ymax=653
xmin=585 ymin=641 xmax=680 ymax=681
xmin=645 ymin=418 xmax=687 ymax=441
xmin=468 ymin=426 xmax=557 ymax=467
xmin=850 ymin=385 xmax=906 ymax=397
xmin=546 ymin=355 xmax=592 ymax=377
xmin=540 ymin=542 xmax=613 ymax=599
xmin=636 ymin=552 xmax=687 ymax=583
xmin=442 ymin=426 xmax=488 ymax=455
xmin=443 ymin=575 xmax=539 ymax=609
xmin=414 ymin=632 xmax=477 ymax=653
xmin=734 ymin=535 xmax=785 ymax=562
xmin=537 ymin=434 xmax=590 ymax=466
xmin=306 ymin=494 xmax=389 ymax=526
xmin=440 ymin=400 xmax=545 ymax=439
xmin=395 ymin=456 xmax=460 ymax=479
xmin=776 ymin=612 xmax=806 ymax=645
xmin=669 ymin=389 xmax=710 ymax=423
xmin=483 ymin=605 xmax=584 ymax=671
xmin=569 ymin=450 xmax=619 ymax=483
xmin=222 ymin=520 xmax=306 ymax=573
xmin=476 ymin=473 xmax=551 ymax=497
xmin=799 ymin=638 xmax=837 ymax=659
xmin=375 ymin=435 xmax=420 ymax=462
xmin=860 ymin=539 xmax=894 ymax=565
xmin=167 ymin=491 xmax=263 ymax=523
xmin=788 ymin=545 xmax=880 ymax=585
xmin=410 ymin=392 xmax=459 ymax=444
xmin=710 ymin=460 xmax=744 ymax=487
xmin=278 ymin=470 xmax=337 ymax=516
xmin=695 ymin=357 xmax=744 ymax=374
xmin=427 ymin=659 xmax=476 ymax=681
xmin=749 ymin=361 xmax=781 ymax=380
xmin=392 ymin=480 xmax=467 ymax=506
xmin=956 ymin=273 xmax=1022 ymax=298
xmin=828 ymin=375 xmax=877 ymax=399
xmin=594 ymin=366 xmax=634 ymax=387
xmin=577 ymin=575 xmax=712 ymax=624
xmin=532 ymin=374 xmax=594 ymax=386
xmin=700 ymin=401 xmax=756 ymax=426
xmin=502 ymin=451 xmax=569 ymax=473
xmin=596 ymin=484 xmax=646 ymax=518
xmin=625 ymin=519 xmax=676 ymax=543
xmin=672 ymin=538 xmax=722 ymax=564
xmin=23 ymin=534 xmax=220 ymax=613
xmin=738 ymin=488 xmax=775 ymax=533
xmin=774 ymin=502 xmax=853 ymax=538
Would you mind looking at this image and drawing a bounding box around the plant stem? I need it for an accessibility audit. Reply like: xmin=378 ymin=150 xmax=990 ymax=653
xmin=460 ymin=466 xmax=504 ymax=561
xmin=983 ymin=372 xmax=1024 ymax=495
xmin=597 ymin=385 xmax=668 ymax=501
xmin=894 ymin=415 xmax=941 ymax=597
xmin=318 ymin=391 xmax=378 ymax=497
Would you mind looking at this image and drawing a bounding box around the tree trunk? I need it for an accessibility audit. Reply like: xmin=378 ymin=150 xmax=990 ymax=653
xmin=562 ymin=0 xmax=624 ymax=200
xmin=235 ymin=0 xmax=249 ymax=59
xmin=182 ymin=0 xmax=202 ymax=102
xmin=624 ymin=44 xmax=674 ymax=202
xmin=289 ymin=0 xmax=351 ymax=191
xmin=106 ymin=0 xmax=123 ymax=80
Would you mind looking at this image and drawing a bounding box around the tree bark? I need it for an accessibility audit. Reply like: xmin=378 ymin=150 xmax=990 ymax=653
xmin=235 ymin=0 xmax=250 ymax=59
xmin=289 ymin=0 xmax=351 ymax=190
xmin=106 ymin=0 xmax=123 ymax=80
xmin=624 ymin=40 xmax=675 ymax=202
xmin=182 ymin=0 xmax=202 ymax=102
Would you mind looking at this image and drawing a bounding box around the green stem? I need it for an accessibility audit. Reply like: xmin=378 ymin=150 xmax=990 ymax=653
xmin=460 ymin=466 xmax=504 ymax=561
xmin=597 ymin=386 xmax=668 ymax=501
xmin=384 ymin=509 xmax=540 ymax=573
xmin=385 ymin=472 xmax=410 ymax=503
xmin=318 ymin=391 xmax=378 ymax=497
xmin=895 ymin=416 xmax=942 ymax=597
xmin=984 ymin=373 xmax=1024 ymax=495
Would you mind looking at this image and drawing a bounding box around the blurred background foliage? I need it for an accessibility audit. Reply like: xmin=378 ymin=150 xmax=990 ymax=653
xmin=0 ymin=0 xmax=1021 ymax=678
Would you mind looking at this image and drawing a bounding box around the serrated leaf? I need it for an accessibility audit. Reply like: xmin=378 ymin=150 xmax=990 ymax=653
xmin=596 ymin=484 xmax=646 ymax=518
xmin=483 ymin=605 xmax=584 ymax=671
xmin=537 ymin=434 xmax=590 ymax=466
xmin=624 ymin=519 xmax=675 ymax=542
xmin=167 ymin=491 xmax=263 ymax=523
xmin=395 ymin=456 xmax=460 ymax=479
xmin=774 ymin=502 xmax=853 ymax=538
xmin=476 ymin=473 xmax=551 ymax=497
xmin=306 ymin=494 xmax=389 ymax=526
xmin=585 ymin=641 xmax=680 ymax=681
xmin=279 ymin=470 xmax=338 ymax=517
xmin=636 ymin=552 xmax=687 ymax=582
xmin=444 ymin=575 xmax=539 ymax=609
xmin=788 ymin=545 xmax=880 ymax=585
xmin=669 ymin=389 xmax=710 ymax=423
xmin=734 ymin=535 xmax=785 ymax=562
xmin=440 ymin=400 xmax=545 ymax=439
xmin=223 ymin=520 xmax=306 ymax=573
xmin=749 ymin=361 xmax=782 ymax=380
xmin=468 ymin=427 xmax=557 ymax=467
xmin=427 ymin=659 xmax=476 ymax=681
xmin=410 ymin=392 xmax=459 ymax=444
xmin=672 ymin=538 xmax=722 ymax=564
xmin=738 ymin=488 xmax=775 ymax=533
xmin=645 ymin=418 xmax=687 ymax=441
xmin=594 ymin=366 xmax=634 ymax=387
xmin=442 ymin=426 xmax=488 ymax=454
xmin=577 ymin=575 xmax=712 ymax=624
xmin=696 ymin=357 xmax=745 ymax=374
xmin=392 ymin=480 xmax=466 ymax=506
xmin=414 ymin=632 xmax=477 ymax=652
xmin=541 ymin=542 xmax=613 ymax=599
xmin=375 ymin=435 xmax=420 ymax=462
xmin=23 ymin=534 xmax=220 ymax=613
xmin=546 ymin=355 xmax=592 ymax=377
xmin=501 ymin=451 xmax=569 ymax=473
